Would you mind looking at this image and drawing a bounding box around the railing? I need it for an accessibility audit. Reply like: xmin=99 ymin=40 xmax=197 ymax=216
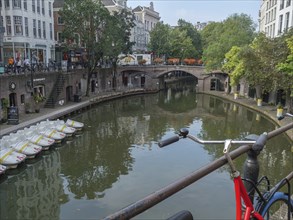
xmin=103 ymin=122 xmax=293 ymax=220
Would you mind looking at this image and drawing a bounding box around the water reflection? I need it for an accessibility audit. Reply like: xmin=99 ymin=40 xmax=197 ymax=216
xmin=0 ymin=150 xmax=64 ymax=220
xmin=0 ymin=80 xmax=291 ymax=220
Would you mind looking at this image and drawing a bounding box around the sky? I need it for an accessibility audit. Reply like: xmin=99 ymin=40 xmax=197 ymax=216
xmin=127 ymin=0 xmax=261 ymax=26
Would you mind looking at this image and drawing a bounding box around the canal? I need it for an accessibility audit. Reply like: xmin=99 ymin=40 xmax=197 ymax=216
xmin=0 ymin=81 xmax=292 ymax=220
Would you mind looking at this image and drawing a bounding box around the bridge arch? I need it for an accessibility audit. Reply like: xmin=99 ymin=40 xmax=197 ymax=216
xmin=117 ymin=66 xmax=227 ymax=92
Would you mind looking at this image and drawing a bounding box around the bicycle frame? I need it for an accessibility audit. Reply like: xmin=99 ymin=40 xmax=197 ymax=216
xmin=224 ymin=139 xmax=264 ymax=220
xmin=234 ymin=175 xmax=263 ymax=220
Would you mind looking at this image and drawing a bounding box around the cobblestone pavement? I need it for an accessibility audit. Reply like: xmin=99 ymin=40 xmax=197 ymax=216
xmin=0 ymin=90 xmax=292 ymax=141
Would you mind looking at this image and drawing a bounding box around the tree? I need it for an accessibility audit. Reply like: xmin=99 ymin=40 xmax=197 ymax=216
xmin=240 ymin=33 xmax=288 ymax=98
xmin=101 ymin=9 xmax=135 ymax=89
xmin=60 ymin=0 xmax=134 ymax=95
xmin=148 ymin=22 xmax=172 ymax=58
xmin=168 ymin=28 xmax=195 ymax=60
xmin=277 ymin=35 xmax=293 ymax=112
xmin=201 ymin=13 xmax=256 ymax=71
xmin=222 ymin=46 xmax=244 ymax=87
xmin=177 ymin=19 xmax=202 ymax=58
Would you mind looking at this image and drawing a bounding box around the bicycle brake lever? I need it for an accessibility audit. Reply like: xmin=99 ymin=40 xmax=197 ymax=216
xmin=223 ymin=139 xmax=232 ymax=154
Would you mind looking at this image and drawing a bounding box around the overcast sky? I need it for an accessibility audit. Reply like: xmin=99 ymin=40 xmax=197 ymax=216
xmin=127 ymin=0 xmax=261 ymax=26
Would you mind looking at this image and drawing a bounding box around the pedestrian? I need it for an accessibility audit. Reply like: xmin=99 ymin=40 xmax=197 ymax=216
xmin=16 ymin=58 xmax=22 ymax=74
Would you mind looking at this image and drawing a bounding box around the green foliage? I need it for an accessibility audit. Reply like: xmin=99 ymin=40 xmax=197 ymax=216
xmin=177 ymin=19 xmax=202 ymax=58
xmin=60 ymin=0 xmax=134 ymax=95
xmin=201 ymin=13 xmax=256 ymax=71
xmin=33 ymin=93 xmax=46 ymax=103
xmin=148 ymin=22 xmax=172 ymax=57
xmin=148 ymin=20 xmax=201 ymax=59
xmin=277 ymin=35 xmax=293 ymax=95
xmin=222 ymin=46 xmax=244 ymax=86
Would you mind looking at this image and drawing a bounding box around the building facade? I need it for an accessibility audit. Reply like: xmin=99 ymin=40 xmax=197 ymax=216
xmin=259 ymin=0 xmax=293 ymax=38
xmin=131 ymin=2 xmax=160 ymax=53
xmin=0 ymin=0 xmax=55 ymax=65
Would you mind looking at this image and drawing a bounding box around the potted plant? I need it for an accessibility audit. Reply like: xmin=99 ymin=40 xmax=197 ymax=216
xmin=138 ymin=59 xmax=146 ymax=65
xmin=25 ymin=102 xmax=32 ymax=114
xmin=33 ymin=93 xmax=46 ymax=113
xmin=276 ymin=103 xmax=283 ymax=117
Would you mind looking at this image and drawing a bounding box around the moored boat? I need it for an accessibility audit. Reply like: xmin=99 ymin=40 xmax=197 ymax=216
xmin=66 ymin=119 xmax=84 ymax=131
xmin=0 ymin=147 xmax=26 ymax=169
xmin=37 ymin=124 xmax=66 ymax=143
xmin=1 ymin=134 xmax=43 ymax=159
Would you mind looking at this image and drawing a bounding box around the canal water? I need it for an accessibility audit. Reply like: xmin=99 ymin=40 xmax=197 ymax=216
xmin=0 ymin=82 xmax=292 ymax=220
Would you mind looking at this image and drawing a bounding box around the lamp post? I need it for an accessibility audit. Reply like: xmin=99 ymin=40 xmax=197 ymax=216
xmin=0 ymin=8 xmax=5 ymax=64
xmin=30 ymin=50 xmax=35 ymax=92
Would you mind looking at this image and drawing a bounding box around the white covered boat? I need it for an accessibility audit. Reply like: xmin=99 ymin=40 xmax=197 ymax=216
xmin=66 ymin=119 xmax=84 ymax=131
xmin=37 ymin=124 xmax=66 ymax=143
xmin=23 ymin=128 xmax=55 ymax=150
xmin=49 ymin=120 xmax=76 ymax=136
xmin=1 ymin=134 xmax=42 ymax=159
xmin=0 ymin=146 xmax=26 ymax=169
xmin=0 ymin=164 xmax=7 ymax=175
xmin=10 ymin=140 xmax=42 ymax=158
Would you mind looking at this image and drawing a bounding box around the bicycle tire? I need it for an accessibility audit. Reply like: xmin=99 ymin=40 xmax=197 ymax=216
xmin=259 ymin=192 xmax=293 ymax=220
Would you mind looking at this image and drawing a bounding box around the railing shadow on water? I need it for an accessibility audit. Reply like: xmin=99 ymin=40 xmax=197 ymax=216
xmin=103 ymin=122 xmax=293 ymax=220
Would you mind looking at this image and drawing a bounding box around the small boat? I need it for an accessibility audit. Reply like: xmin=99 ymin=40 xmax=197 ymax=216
xmin=0 ymin=146 xmax=26 ymax=169
xmin=66 ymin=119 xmax=84 ymax=131
xmin=10 ymin=140 xmax=42 ymax=158
xmin=1 ymin=134 xmax=42 ymax=159
xmin=37 ymin=124 xmax=66 ymax=143
xmin=0 ymin=165 xmax=7 ymax=175
xmin=27 ymin=134 xmax=55 ymax=150
xmin=23 ymin=128 xmax=55 ymax=150
xmin=50 ymin=120 xmax=76 ymax=137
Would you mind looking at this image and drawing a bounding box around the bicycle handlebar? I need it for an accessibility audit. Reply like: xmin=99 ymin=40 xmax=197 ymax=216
xmin=158 ymin=128 xmax=259 ymax=150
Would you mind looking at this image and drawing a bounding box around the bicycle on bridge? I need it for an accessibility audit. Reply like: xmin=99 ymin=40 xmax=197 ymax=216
xmin=104 ymin=115 xmax=293 ymax=220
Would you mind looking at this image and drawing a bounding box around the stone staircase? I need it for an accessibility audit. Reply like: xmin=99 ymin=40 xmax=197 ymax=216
xmin=44 ymin=73 xmax=66 ymax=108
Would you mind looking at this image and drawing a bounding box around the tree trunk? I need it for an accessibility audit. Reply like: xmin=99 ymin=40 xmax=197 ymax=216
xmin=85 ymin=67 xmax=91 ymax=97
xmin=285 ymin=89 xmax=293 ymax=113
xmin=255 ymin=85 xmax=262 ymax=99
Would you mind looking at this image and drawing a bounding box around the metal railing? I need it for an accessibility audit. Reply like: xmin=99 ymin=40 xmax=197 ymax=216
xmin=103 ymin=122 xmax=293 ymax=220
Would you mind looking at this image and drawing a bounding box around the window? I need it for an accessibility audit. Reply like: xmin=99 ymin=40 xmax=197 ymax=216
xmin=33 ymin=19 xmax=36 ymax=37
xmin=57 ymin=32 xmax=62 ymax=42
xmin=38 ymin=20 xmax=41 ymax=38
xmin=49 ymin=23 xmax=52 ymax=40
xmin=285 ymin=12 xmax=290 ymax=32
xmin=280 ymin=0 xmax=285 ymax=9
xmin=43 ymin=21 xmax=46 ymax=39
xmin=286 ymin=0 xmax=291 ymax=7
xmin=25 ymin=17 xmax=28 ymax=36
xmin=14 ymin=16 xmax=23 ymax=35
xmin=13 ymin=0 xmax=21 ymax=8
xmin=41 ymin=0 xmax=45 ymax=15
xmin=6 ymin=16 xmax=12 ymax=36
xmin=278 ymin=14 xmax=283 ymax=34
xmin=37 ymin=0 xmax=40 ymax=13
xmin=32 ymin=0 xmax=35 ymax=12
xmin=5 ymin=0 xmax=10 ymax=8
xmin=57 ymin=16 xmax=64 ymax=25
xmin=49 ymin=2 xmax=52 ymax=17
xmin=20 ymin=94 xmax=25 ymax=105
xmin=23 ymin=0 xmax=27 ymax=10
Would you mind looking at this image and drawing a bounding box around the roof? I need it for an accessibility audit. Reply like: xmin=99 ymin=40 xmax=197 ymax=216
xmin=53 ymin=0 xmax=64 ymax=8
xmin=101 ymin=0 xmax=116 ymax=6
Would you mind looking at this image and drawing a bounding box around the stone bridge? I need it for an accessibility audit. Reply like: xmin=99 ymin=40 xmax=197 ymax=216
xmin=117 ymin=65 xmax=226 ymax=92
